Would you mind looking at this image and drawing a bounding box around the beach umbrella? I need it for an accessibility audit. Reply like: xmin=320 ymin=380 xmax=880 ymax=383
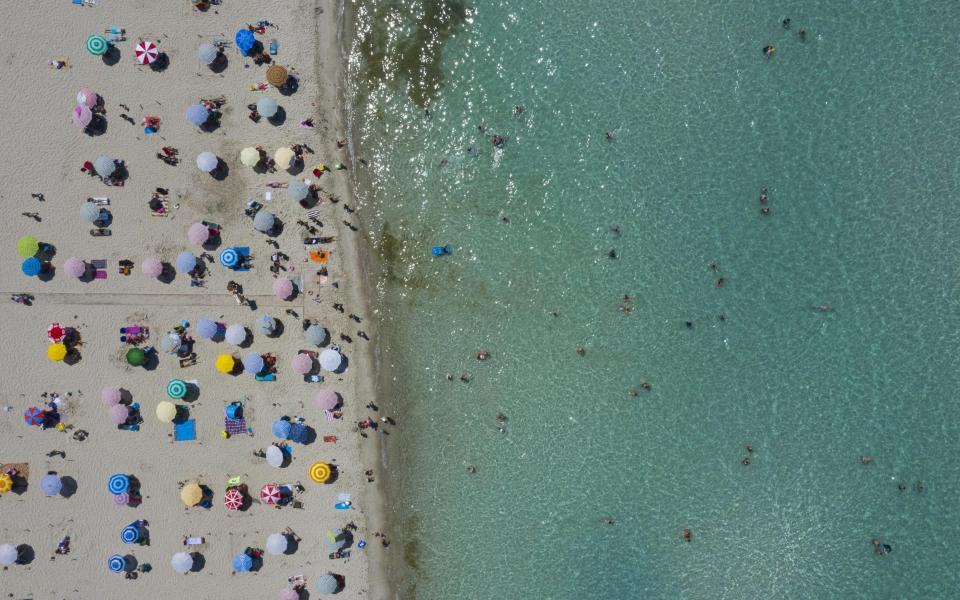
xmin=101 ymin=386 xmax=122 ymax=407
xmin=175 ymin=251 xmax=197 ymax=274
xmin=198 ymin=42 xmax=218 ymax=65
xmin=142 ymin=256 xmax=163 ymax=278
xmin=107 ymin=554 xmax=126 ymax=573
xmin=94 ymin=155 xmax=115 ymax=178
xmin=86 ymin=34 xmax=108 ymax=56
xmin=316 ymin=574 xmax=339 ymax=594
xmin=272 ymin=419 xmax=291 ymax=439
xmin=80 ymin=202 xmax=101 ymax=223
xmin=240 ymin=147 xmax=261 ymax=167
xmin=225 ymin=404 xmax=241 ymax=419
xmin=224 ymin=488 xmax=243 ymax=511
xmin=186 ymin=103 xmax=209 ymax=127
xmin=215 ymin=354 xmax=235 ymax=374
xmin=64 ymin=257 xmax=86 ymax=279
xmin=265 ymin=445 xmax=283 ymax=468
xmin=108 ymin=474 xmax=130 ymax=494
xmin=22 ymin=257 xmax=42 ymax=277
xmin=291 ymin=353 xmax=313 ymax=375
xmin=126 ymin=347 xmax=146 ymax=366
xmin=113 ymin=492 xmax=130 ymax=506
xmin=24 ymin=407 xmax=44 ymax=426
xmin=274 ymin=147 xmax=295 ymax=169
xmin=243 ymin=352 xmax=264 ymax=375
xmin=272 ymin=277 xmax=294 ymax=300
xmin=288 ymin=423 xmax=307 ymax=444
xmin=171 ymin=552 xmax=193 ymax=574
xmin=188 ymin=222 xmax=210 ymax=245
xmin=158 ymin=333 xmax=182 ymax=355
xmin=121 ymin=523 xmax=140 ymax=544
xmin=180 ymin=482 xmax=202 ymax=507
xmin=309 ymin=462 xmax=331 ymax=484
xmin=319 ymin=348 xmax=343 ymax=372
xmin=253 ymin=210 xmax=276 ymax=233
xmin=47 ymin=323 xmax=66 ymax=343
xmin=196 ymin=151 xmax=218 ymax=173
xmin=256 ymin=97 xmax=279 ymax=118
xmin=324 ymin=529 xmax=346 ymax=550
xmin=109 ymin=404 xmax=130 ymax=425
xmin=167 ymin=379 xmax=188 ymax=400
xmin=41 ymin=474 xmax=62 ymax=497
xmin=17 ymin=235 xmax=39 ymax=258
xmin=259 ymin=484 xmax=281 ymax=505
xmin=135 ymin=40 xmax=159 ymax=64
xmin=266 ymin=64 xmax=288 ymax=87
xmin=232 ymin=552 xmax=253 ymax=573
xmin=266 ymin=533 xmax=288 ymax=556
xmin=219 ymin=247 xmax=239 ymax=268
xmin=156 ymin=401 xmax=177 ymax=423
xmin=0 ymin=473 xmax=12 ymax=495
xmin=256 ymin=314 xmax=276 ymax=335
xmin=225 ymin=324 xmax=247 ymax=346
xmin=72 ymin=104 xmax=93 ymax=129
xmin=278 ymin=589 xmax=299 ymax=600
xmin=47 ymin=343 xmax=67 ymax=362
xmin=77 ymin=87 xmax=99 ymax=108
xmin=304 ymin=324 xmax=327 ymax=346
xmin=0 ymin=544 xmax=16 ymax=566
xmin=196 ymin=318 xmax=218 ymax=339
xmin=235 ymin=29 xmax=255 ymax=55
xmin=315 ymin=389 xmax=338 ymax=411
xmin=287 ymin=179 xmax=309 ymax=202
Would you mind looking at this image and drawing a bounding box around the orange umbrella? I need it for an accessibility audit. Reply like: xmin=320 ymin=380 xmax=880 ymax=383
xmin=266 ymin=64 xmax=288 ymax=87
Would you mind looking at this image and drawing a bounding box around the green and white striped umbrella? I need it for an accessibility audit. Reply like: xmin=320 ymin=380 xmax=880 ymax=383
xmin=86 ymin=34 xmax=108 ymax=56
xmin=166 ymin=379 xmax=188 ymax=400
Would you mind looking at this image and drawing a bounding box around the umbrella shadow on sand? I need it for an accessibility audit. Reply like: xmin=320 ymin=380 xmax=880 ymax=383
xmin=200 ymin=112 xmax=222 ymax=133
xmin=210 ymin=159 xmax=230 ymax=181
xmin=157 ymin=263 xmax=177 ymax=284
xmin=86 ymin=114 xmax=108 ymax=137
xmin=209 ymin=53 xmax=228 ymax=73
xmin=266 ymin=107 xmax=287 ymax=127
xmin=189 ymin=552 xmax=206 ymax=572
xmin=59 ymin=476 xmax=78 ymax=498
xmin=15 ymin=545 xmax=34 ymax=565
xmin=122 ymin=554 xmax=138 ymax=572
xmin=149 ymin=53 xmax=170 ymax=72
xmin=278 ymin=78 xmax=299 ymax=97
xmin=38 ymin=264 xmax=56 ymax=283
xmin=102 ymin=46 xmax=121 ymax=66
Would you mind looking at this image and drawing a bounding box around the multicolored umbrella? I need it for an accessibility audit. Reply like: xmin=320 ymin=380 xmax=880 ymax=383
xmin=166 ymin=379 xmax=188 ymax=400
xmin=113 ymin=492 xmax=130 ymax=506
xmin=24 ymin=407 xmax=44 ymax=426
xmin=135 ymin=40 xmax=159 ymax=64
xmin=47 ymin=323 xmax=66 ymax=343
xmin=325 ymin=529 xmax=346 ymax=550
xmin=107 ymin=554 xmax=126 ymax=572
xmin=121 ymin=523 xmax=140 ymax=544
xmin=86 ymin=34 xmax=109 ymax=56
xmin=108 ymin=473 xmax=130 ymax=495
xmin=310 ymin=462 xmax=331 ymax=484
xmin=232 ymin=552 xmax=253 ymax=572
xmin=73 ymin=104 xmax=93 ymax=129
xmin=259 ymin=484 xmax=281 ymax=505
xmin=0 ymin=473 xmax=13 ymax=494
xmin=224 ymin=488 xmax=243 ymax=511
xmin=219 ymin=247 xmax=239 ymax=268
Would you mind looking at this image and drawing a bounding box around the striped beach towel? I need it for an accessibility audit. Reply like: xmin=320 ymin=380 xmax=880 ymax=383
xmin=305 ymin=209 xmax=321 ymax=219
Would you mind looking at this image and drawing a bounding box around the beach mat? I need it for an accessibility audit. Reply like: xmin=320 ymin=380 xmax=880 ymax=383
xmin=173 ymin=419 xmax=196 ymax=441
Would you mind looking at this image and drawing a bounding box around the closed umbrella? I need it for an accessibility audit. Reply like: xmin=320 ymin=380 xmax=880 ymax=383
xmin=175 ymin=251 xmax=197 ymax=273
xmin=224 ymin=488 xmax=244 ymax=511
xmin=0 ymin=544 xmax=17 ymax=567
xmin=156 ymin=401 xmax=177 ymax=423
xmin=198 ymin=43 xmax=218 ymax=65
xmin=108 ymin=473 xmax=130 ymax=494
xmin=272 ymin=277 xmax=293 ymax=299
xmin=158 ymin=333 xmax=182 ymax=354
xmin=196 ymin=152 xmax=218 ymax=173
xmin=232 ymin=552 xmax=253 ymax=573
xmin=47 ymin=343 xmax=67 ymax=362
xmin=266 ymin=65 xmax=288 ymax=87
xmin=287 ymin=179 xmax=309 ymax=202
xmin=86 ymin=34 xmax=109 ymax=56
xmin=274 ymin=147 xmax=295 ymax=169
xmin=94 ymin=155 xmax=115 ymax=178
xmin=73 ymin=104 xmax=93 ymax=129
xmin=23 ymin=257 xmax=42 ymax=277
xmin=196 ymin=319 xmax=218 ymax=339
xmin=186 ymin=103 xmax=209 ymax=126
xmin=17 ymin=235 xmax=39 ymax=258
xmin=215 ymin=354 xmax=235 ymax=374
xmin=304 ymin=324 xmax=327 ymax=346
xmin=142 ymin=256 xmax=163 ymax=278
xmin=171 ymin=551 xmax=193 ymax=574
xmin=253 ymin=211 xmax=275 ymax=233
xmin=235 ymin=29 xmax=255 ymax=55
xmin=107 ymin=554 xmax=126 ymax=573
xmin=243 ymin=352 xmax=264 ymax=374
xmin=101 ymin=386 xmax=122 ymax=407
xmin=319 ymin=348 xmax=343 ymax=372
xmin=291 ymin=353 xmax=313 ymax=375
xmin=256 ymin=314 xmax=276 ymax=335
xmin=315 ymin=389 xmax=338 ymax=411
xmin=259 ymin=484 xmax=281 ymax=505
xmin=180 ymin=482 xmax=202 ymax=507
xmin=188 ymin=222 xmax=210 ymax=245
xmin=121 ymin=523 xmax=140 ymax=544
xmin=265 ymin=445 xmax=283 ymax=468
xmin=41 ymin=474 xmax=63 ymax=497
xmin=77 ymin=87 xmax=98 ymax=108
xmin=316 ymin=574 xmax=339 ymax=594
xmin=219 ymin=247 xmax=240 ymax=268
xmin=80 ymin=202 xmax=101 ymax=223
xmin=64 ymin=257 xmax=86 ymax=279
xmin=166 ymin=379 xmax=188 ymax=399
xmin=109 ymin=404 xmax=130 ymax=425
xmin=256 ymin=97 xmax=278 ymax=118
xmin=225 ymin=324 xmax=247 ymax=346
xmin=126 ymin=347 xmax=146 ymax=366
xmin=272 ymin=419 xmax=291 ymax=439
xmin=134 ymin=40 xmax=159 ymax=65
xmin=266 ymin=533 xmax=288 ymax=555
xmin=240 ymin=147 xmax=261 ymax=167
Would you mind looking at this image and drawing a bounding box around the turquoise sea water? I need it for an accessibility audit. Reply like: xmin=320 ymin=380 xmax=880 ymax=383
xmin=344 ymin=1 xmax=960 ymax=598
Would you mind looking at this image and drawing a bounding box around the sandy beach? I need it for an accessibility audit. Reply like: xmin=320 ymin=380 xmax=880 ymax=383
xmin=0 ymin=1 xmax=389 ymax=598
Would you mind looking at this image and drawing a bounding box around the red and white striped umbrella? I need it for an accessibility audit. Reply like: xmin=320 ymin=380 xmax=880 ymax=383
xmin=224 ymin=488 xmax=243 ymax=511
xmin=259 ymin=484 xmax=281 ymax=505
xmin=47 ymin=322 xmax=66 ymax=343
xmin=135 ymin=40 xmax=159 ymax=65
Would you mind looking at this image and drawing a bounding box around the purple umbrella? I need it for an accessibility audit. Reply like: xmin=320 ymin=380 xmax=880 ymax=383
xmin=41 ymin=474 xmax=63 ymax=497
xmin=101 ymin=386 xmax=122 ymax=407
xmin=272 ymin=278 xmax=294 ymax=300
xmin=291 ymin=353 xmax=313 ymax=375
xmin=243 ymin=352 xmax=265 ymax=375
xmin=113 ymin=492 xmax=130 ymax=506
xmin=77 ymin=87 xmax=98 ymax=108
xmin=186 ymin=103 xmax=210 ymax=127
xmin=315 ymin=389 xmax=338 ymax=411
xmin=109 ymin=404 xmax=130 ymax=425
xmin=72 ymin=105 xmax=92 ymax=128
xmin=63 ymin=257 xmax=86 ymax=279
xmin=187 ymin=222 xmax=210 ymax=245
xmin=175 ymin=251 xmax=197 ymax=274
xmin=196 ymin=319 xmax=218 ymax=340
xmin=142 ymin=256 xmax=163 ymax=278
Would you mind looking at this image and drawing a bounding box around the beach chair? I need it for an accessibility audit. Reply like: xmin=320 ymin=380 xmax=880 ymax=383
xmin=183 ymin=536 xmax=205 ymax=547
xmin=255 ymin=372 xmax=276 ymax=382
xmin=90 ymin=197 xmax=110 ymax=206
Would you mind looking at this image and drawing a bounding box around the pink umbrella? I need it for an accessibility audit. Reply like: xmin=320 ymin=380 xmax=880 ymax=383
xmin=187 ymin=222 xmax=210 ymax=245
xmin=291 ymin=353 xmax=313 ymax=375
xmin=315 ymin=389 xmax=338 ymax=411
xmin=135 ymin=40 xmax=159 ymax=65
xmin=224 ymin=488 xmax=243 ymax=511
xmin=63 ymin=257 xmax=86 ymax=279
xmin=101 ymin=386 xmax=122 ymax=407
xmin=142 ymin=256 xmax=163 ymax=278
xmin=259 ymin=484 xmax=281 ymax=505
xmin=72 ymin=105 xmax=92 ymax=129
xmin=77 ymin=87 xmax=98 ymax=108
xmin=109 ymin=404 xmax=130 ymax=425
xmin=113 ymin=492 xmax=130 ymax=506
xmin=278 ymin=590 xmax=299 ymax=600
xmin=272 ymin=278 xmax=294 ymax=300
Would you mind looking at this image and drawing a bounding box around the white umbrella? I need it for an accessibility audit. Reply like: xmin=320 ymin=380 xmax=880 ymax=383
xmin=253 ymin=211 xmax=275 ymax=233
xmin=304 ymin=324 xmax=327 ymax=346
xmin=266 ymin=533 xmax=288 ymax=555
xmin=256 ymin=315 xmax=276 ymax=335
xmin=158 ymin=333 xmax=182 ymax=354
xmin=256 ymin=97 xmax=279 ymax=118
xmin=196 ymin=151 xmax=218 ymax=173
xmin=265 ymin=445 xmax=283 ymax=468
xmin=0 ymin=544 xmax=17 ymax=567
xmin=170 ymin=551 xmax=193 ymax=574
xmin=319 ymin=348 xmax=342 ymax=372
xmin=94 ymin=155 xmax=115 ymax=178
xmin=197 ymin=43 xmax=218 ymax=65
xmin=225 ymin=324 xmax=247 ymax=346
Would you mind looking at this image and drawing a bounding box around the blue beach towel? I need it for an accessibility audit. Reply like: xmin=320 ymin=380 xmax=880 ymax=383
xmin=174 ymin=419 xmax=197 ymax=441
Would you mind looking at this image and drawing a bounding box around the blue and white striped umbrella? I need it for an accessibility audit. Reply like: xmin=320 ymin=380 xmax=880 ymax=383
xmin=121 ymin=524 xmax=140 ymax=544
xmin=108 ymin=473 xmax=130 ymax=495
xmin=219 ymin=247 xmax=239 ymax=268
xmin=108 ymin=554 xmax=126 ymax=572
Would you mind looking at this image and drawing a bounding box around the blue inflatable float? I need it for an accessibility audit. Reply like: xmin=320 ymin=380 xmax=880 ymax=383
xmin=431 ymin=245 xmax=452 ymax=257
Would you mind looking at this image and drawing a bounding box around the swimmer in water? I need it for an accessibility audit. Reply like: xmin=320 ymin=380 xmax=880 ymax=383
xmin=782 ymin=17 xmax=791 ymax=29
xmin=813 ymin=305 xmax=832 ymax=312
xmin=576 ymin=346 xmax=586 ymax=356
xmin=760 ymin=187 xmax=768 ymax=202
xmin=605 ymin=131 xmax=615 ymax=141
xmin=799 ymin=28 xmax=807 ymax=41
xmin=763 ymin=45 xmax=775 ymax=57
xmin=682 ymin=528 xmax=693 ymax=542
xmin=761 ymin=207 xmax=770 ymax=215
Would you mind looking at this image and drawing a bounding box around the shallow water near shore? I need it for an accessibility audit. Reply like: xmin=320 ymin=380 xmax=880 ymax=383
xmin=345 ymin=1 xmax=960 ymax=597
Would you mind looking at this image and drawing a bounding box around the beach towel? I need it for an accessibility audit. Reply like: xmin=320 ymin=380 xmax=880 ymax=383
xmin=323 ymin=409 xmax=336 ymax=423
xmin=305 ymin=210 xmax=321 ymax=219
xmin=95 ymin=270 xmax=108 ymax=279
xmin=224 ymin=417 xmax=246 ymax=436
xmin=173 ymin=419 xmax=196 ymax=441
xmin=234 ymin=247 xmax=251 ymax=272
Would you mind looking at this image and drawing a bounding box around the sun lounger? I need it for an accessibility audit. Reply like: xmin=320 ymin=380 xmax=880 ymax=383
xmin=89 ymin=197 xmax=110 ymax=206
xmin=173 ymin=419 xmax=196 ymax=442
xmin=183 ymin=536 xmax=205 ymax=546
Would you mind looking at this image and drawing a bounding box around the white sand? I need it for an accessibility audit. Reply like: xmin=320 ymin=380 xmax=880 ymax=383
xmin=0 ymin=1 xmax=389 ymax=598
